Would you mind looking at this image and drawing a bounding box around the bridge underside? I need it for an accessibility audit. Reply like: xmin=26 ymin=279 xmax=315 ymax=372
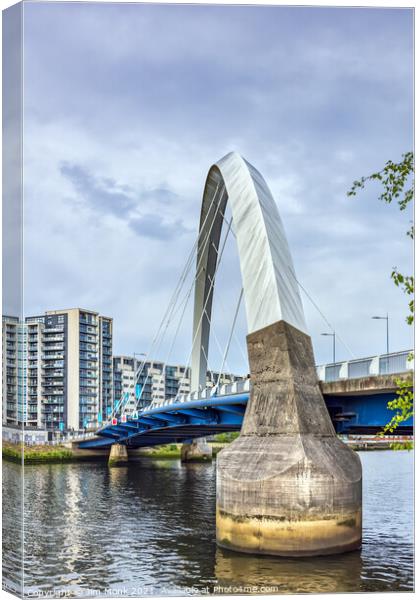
xmin=78 ymin=378 xmax=412 ymax=449
xmin=79 ymin=394 xmax=246 ymax=449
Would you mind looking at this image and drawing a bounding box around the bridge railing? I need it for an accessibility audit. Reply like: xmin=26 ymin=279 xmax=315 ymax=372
xmin=317 ymin=350 xmax=413 ymax=383
xmin=149 ymin=378 xmax=251 ymax=409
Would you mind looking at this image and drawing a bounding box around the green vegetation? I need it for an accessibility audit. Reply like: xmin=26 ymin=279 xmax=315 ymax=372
xmin=2 ymin=442 xmax=73 ymax=464
xmin=3 ymin=434 xmax=241 ymax=464
xmin=348 ymin=151 xmax=413 ymax=325
xmin=137 ymin=435 xmax=240 ymax=459
xmin=348 ymin=152 xmax=414 ymax=443
xmin=213 ymin=432 xmax=240 ymax=443
xmin=136 ymin=443 xmax=182 ymax=458
xmin=382 ymin=377 xmax=414 ymax=450
xmin=211 ymin=433 xmax=240 ymax=456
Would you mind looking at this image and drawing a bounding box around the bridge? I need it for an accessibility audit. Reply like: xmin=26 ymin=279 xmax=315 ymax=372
xmin=79 ymin=349 xmax=413 ymax=449
xmin=80 ymin=151 xmax=412 ymax=557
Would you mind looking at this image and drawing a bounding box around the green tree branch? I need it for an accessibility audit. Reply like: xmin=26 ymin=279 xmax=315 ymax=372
xmin=348 ymin=152 xmax=414 ymax=445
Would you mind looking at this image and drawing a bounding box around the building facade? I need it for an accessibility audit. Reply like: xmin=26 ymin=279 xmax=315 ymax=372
xmin=2 ymin=309 xmax=113 ymax=434
xmin=3 ymin=310 xmax=243 ymax=434
xmin=2 ymin=316 xmax=21 ymax=426
xmin=113 ymin=355 xmax=242 ymax=415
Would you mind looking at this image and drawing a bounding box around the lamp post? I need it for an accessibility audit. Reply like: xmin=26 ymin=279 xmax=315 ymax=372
xmin=372 ymin=314 xmax=389 ymax=355
xmin=321 ymin=332 xmax=336 ymax=364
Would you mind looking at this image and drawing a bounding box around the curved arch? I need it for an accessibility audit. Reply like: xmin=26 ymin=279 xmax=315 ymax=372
xmin=191 ymin=152 xmax=307 ymax=391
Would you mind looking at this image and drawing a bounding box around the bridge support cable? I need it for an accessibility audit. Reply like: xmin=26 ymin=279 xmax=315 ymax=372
xmin=287 ymin=267 xmax=356 ymax=360
xmin=107 ymin=182 xmax=226 ymax=423
xmin=212 ymin=292 xmax=248 ymax=368
xmin=173 ymin=212 xmax=234 ymax=401
xmin=203 ymin=306 xmax=234 ymax=386
xmin=129 ymin=183 xmax=229 ymax=414
xmin=200 ymin=344 xmax=217 ymax=386
xmin=215 ymin=287 xmax=244 ymax=390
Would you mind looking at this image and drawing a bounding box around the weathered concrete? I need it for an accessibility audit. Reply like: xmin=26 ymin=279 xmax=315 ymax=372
xmin=63 ymin=442 xmax=109 ymax=460
xmin=321 ymin=371 xmax=412 ymax=396
xmin=216 ymin=320 xmax=362 ymax=557
xmin=181 ymin=437 xmax=212 ymax=462
xmin=108 ymin=443 xmax=128 ymax=466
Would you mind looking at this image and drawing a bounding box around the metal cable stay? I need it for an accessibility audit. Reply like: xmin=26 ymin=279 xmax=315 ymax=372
xmin=219 ymin=200 xmax=356 ymax=364
xmin=287 ymin=268 xmax=356 ymax=360
xmin=124 ymin=196 xmax=244 ymax=418
xmin=103 ymin=181 xmax=228 ymax=425
xmin=163 ymin=206 xmax=246 ymax=403
xmin=168 ymin=209 xmax=240 ymax=403
xmin=105 ymin=190 xmax=356 ymax=427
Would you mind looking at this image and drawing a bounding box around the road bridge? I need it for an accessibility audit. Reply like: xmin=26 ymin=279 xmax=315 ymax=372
xmin=79 ymin=354 xmax=412 ymax=449
xmin=83 ymin=152 xmax=411 ymax=556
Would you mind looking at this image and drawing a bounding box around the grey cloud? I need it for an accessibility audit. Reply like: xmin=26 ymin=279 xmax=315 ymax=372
xmin=21 ymin=4 xmax=413 ymax=367
xmin=60 ymin=161 xmax=137 ymax=218
xmin=143 ymin=188 xmax=179 ymax=205
xmin=129 ymin=214 xmax=188 ymax=240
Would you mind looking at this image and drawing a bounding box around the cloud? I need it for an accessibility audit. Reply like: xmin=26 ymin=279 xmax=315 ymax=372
xmin=129 ymin=214 xmax=188 ymax=240
xmin=60 ymin=161 xmax=137 ymax=218
xmin=19 ymin=3 xmax=413 ymax=370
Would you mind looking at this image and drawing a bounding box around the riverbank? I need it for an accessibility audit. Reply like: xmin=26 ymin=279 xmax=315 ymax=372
xmin=132 ymin=433 xmax=240 ymax=459
xmin=2 ymin=441 xmax=218 ymax=463
xmin=2 ymin=433 xmax=412 ymax=464
xmin=2 ymin=442 xmax=74 ymax=464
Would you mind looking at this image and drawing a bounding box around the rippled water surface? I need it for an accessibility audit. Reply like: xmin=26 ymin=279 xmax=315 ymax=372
xmin=2 ymin=450 xmax=414 ymax=596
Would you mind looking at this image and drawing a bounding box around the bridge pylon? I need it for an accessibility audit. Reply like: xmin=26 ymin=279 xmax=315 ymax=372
xmin=191 ymin=151 xmax=362 ymax=556
xmin=108 ymin=443 xmax=128 ymax=467
xmin=181 ymin=438 xmax=212 ymax=462
xmin=216 ymin=320 xmax=362 ymax=556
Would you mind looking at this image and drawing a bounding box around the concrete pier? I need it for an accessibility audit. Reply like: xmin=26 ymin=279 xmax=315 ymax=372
xmin=108 ymin=443 xmax=128 ymax=467
xmin=216 ymin=320 xmax=362 ymax=557
xmin=181 ymin=437 xmax=212 ymax=462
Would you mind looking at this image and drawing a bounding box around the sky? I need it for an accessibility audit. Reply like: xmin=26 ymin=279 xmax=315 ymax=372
xmin=10 ymin=1 xmax=414 ymax=374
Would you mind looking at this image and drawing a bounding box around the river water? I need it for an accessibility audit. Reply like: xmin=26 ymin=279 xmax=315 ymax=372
xmin=2 ymin=450 xmax=414 ymax=596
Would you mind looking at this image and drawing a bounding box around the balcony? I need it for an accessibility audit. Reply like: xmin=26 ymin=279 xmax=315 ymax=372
xmin=43 ymin=335 xmax=63 ymax=342
xmin=43 ymin=361 xmax=64 ymax=369
xmin=42 ymin=372 xmax=63 ymax=379
xmin=42 ymin=389 xmax=64 ymax=396
xmin=43 ymin=344 xmax=64 ymax=351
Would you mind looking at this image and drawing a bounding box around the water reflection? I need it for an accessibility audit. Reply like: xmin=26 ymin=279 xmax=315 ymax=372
xmin=2 ymin=451 xmax=414 ymax=596
xmin=215 ymin=547 xmax=363 ymax=594
xmin=2 ymin=461 xmax=23 ymax=596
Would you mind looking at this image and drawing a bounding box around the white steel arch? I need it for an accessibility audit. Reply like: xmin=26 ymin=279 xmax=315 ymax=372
xmin=191 ymin=151 xmax=307 ymax=391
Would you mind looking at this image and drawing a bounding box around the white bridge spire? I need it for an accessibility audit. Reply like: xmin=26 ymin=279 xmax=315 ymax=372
xmin=191 ymin=151 xmax=306 ymax=391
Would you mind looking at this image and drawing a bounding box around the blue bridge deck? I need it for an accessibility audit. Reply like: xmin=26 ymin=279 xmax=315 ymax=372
xmin=79 ymin=384 xmax=413 ymax=449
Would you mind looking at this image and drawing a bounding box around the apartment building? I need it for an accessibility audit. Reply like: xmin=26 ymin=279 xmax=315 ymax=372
xmin=113 ymin=355 xmax=242 ymax=413
xmin=2 ymin=316 xmax=21 ymax=426
xmin=113 ymin=356 xmax=151 ymax=413
xmin=2 ymin=309 xmax=113 ymax=433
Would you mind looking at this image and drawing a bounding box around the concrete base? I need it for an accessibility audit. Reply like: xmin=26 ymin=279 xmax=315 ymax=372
xmin=216 ymin=320 xmax=362 ymax=557
xmin=181 ymin=438 xmax=213 ymax=462
xmin=108 ymin=443 xmax=128 ymax=466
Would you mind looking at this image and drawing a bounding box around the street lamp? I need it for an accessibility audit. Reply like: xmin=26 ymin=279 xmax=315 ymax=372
xmin=321 ymin=332 xmax=336 ymax=364
xmin=372 ymin=314 xmax=389 ymax=355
